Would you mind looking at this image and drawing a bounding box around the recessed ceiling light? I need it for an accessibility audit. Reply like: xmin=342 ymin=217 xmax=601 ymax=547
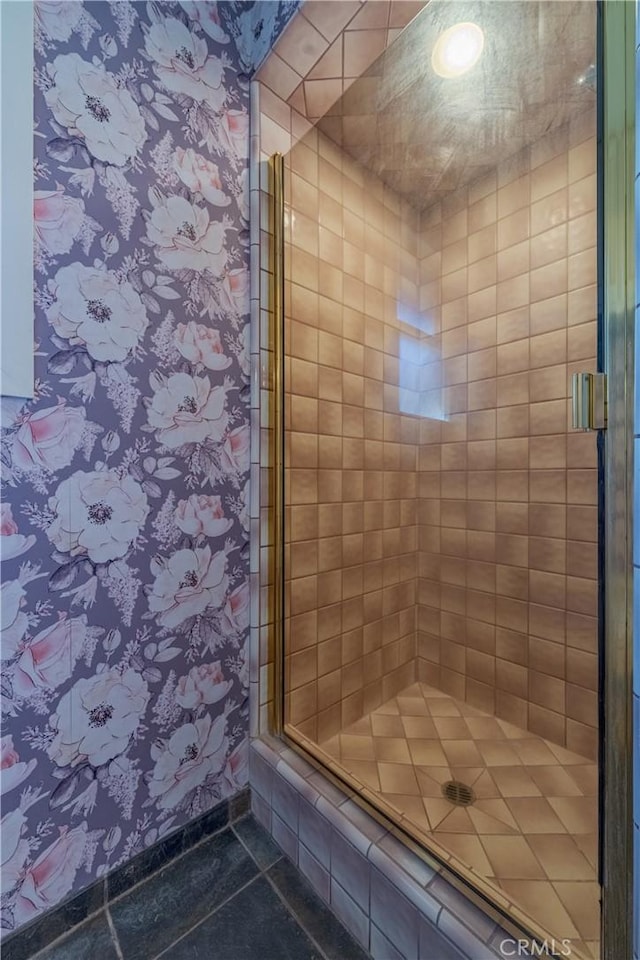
xmin=431 ymin=22 xmax=484 ymax=79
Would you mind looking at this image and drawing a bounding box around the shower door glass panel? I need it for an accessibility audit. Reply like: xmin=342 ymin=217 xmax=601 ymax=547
xmin=282 ymin=2 xmax=599 ymax=954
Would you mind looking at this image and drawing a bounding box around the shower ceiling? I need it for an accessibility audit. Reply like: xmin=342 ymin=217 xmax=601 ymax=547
xmin=316 ymin=0 xmax=596 ymax=211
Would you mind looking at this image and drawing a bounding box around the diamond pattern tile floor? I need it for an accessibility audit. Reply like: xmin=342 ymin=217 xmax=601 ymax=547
xmin=320 ymin=682 xmax=599 ymax=958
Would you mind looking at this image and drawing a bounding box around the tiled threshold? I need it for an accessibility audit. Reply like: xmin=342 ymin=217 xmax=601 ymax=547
xmin=319 ymin=681 xmax=599 ymax=958
xmin=250 ymin=735 xmax=521 ymax=960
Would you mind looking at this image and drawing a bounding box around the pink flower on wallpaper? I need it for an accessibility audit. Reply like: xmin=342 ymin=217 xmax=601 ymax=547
xmin=174 ymin=494 xmax=233 ymax=538
xmin=148 ymin=714 xmax=229 ymax=809
xmin=221 ymin=738 xmax=248 ymax=794
xmin=174 ymin=321 xmax=232 ymax=371
xmin=146 ymin=372 xmax=229 ymax=449
xmin=44 ymin=53 xmax=146 ymax=165
xmin=34 ymin=1 xmax=83 ymax=43
xmin=218 ymin=109 xmax=249 ymax=159
xmin=176 ymin=662 xmax=232 ymax=710
xmin=12 ymin=824 xmax=87 ymax=925
xmin=220 ymin=267 xmax=249 ymax=317
xmin=11 ymin=615 xmax=87 ymax=698
xmin=148 ymin=546 xmax=228 ymax=629
xmin=222 ymin=580 xmax=250 ymax=636
xmin=237 ymin=324 xmax=250 ymax=379
xmin=174 ymin=147 xmax=231 ymax=207
xmin=1 ymin=809 xmax=31 ymax=896
xmin=34 ymin=188 xmax=84 ymax=256
xmin=146 ymin=196 xmax=228 ymax=275
xmin=179 ymin=1 xmax=229 ymax=44
xmin=145 ymin=17 xmax=226 ymax=108
xmin=0 ymin=504 xmax=36 ymax=561
xmin=12 ymin=402 xmax=86 ymax=474
xmin=1 ymin=579 xmax=29 ymax=660
xmin=0 ymin=737 xmax=37 ymax=796
xmin=47 ymin=668 xmax=150 ymax=768
xmin=46 ymin=263 xmax=149 ymax=363
xmin=46 ymin=469 xmax=150 ymax=564
xmin=221 ymin=423 xmax=250 ymax=474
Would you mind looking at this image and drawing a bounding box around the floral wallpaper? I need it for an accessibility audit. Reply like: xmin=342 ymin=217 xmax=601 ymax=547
xmin=0 ymin=0 xmax=296 ymax=937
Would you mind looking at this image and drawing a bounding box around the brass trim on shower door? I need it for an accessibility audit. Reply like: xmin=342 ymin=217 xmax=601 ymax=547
xmin=270 ymin=152 xmax=285 ymax=736
xmin=601 ymin=1 xmax=635 ymax=958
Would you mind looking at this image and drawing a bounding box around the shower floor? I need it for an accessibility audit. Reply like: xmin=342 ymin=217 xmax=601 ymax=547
xmin=320 ymin=682 xmax=599 ymax=959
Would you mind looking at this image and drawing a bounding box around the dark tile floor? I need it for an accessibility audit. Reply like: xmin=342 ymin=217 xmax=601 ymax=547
xmin=32 ymin=816 xmax=370 ymax=960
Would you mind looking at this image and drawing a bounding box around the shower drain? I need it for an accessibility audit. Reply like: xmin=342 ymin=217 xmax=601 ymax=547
xmin=441 ymin=780 xmax=476 ymax=806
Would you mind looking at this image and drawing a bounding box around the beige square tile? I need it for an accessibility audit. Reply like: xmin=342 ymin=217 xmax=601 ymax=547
xmin=432 ymin=717 xmax=471 ymax=740
xmin=491 ymin=767 xmax=543 ymax=797
xmin=527 ymin=836 xmax=595 ymax=880
xmin=547 ymin=797 xmax=597 ymax=834
xmin=374 ymin=737 xmax=412 ymax=763
xmin=498 ymin=880 xmax=579 ymax=938
xmin=427 ymin=699 xmax=462 ymax=717
xmin=401 ymin=715 xmax=438 ymax=739
xmin=408 ymin=739 xmax=449 ymax=766
xmin=378 ymin=761 xmax=421 ymax=795
xmin=553 ymin=882 xmax=601 ymax=940
xmin=442 ymin=740 xmax=483 ymax=766
xmin=480 ymin=836 xmax=546 ymax=879
xmin=476 ymin=740 xmax=521 ymax=766
xmin=437 ymin=834 xmax=494 ymax=875
xmin=527 ymin=765 xmax=584 ymax=797
xmin=506 ymin=798 xmax=567 ymax=834
xmin=371 ymin=713 xmax=405 ymax=737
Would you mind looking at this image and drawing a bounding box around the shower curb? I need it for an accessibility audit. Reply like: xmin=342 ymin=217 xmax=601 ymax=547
xmin=250 ymin=735 xmax=518 ymax=960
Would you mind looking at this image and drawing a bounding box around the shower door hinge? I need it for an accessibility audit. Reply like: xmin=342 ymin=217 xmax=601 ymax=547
xmin=571 ymin=372 xmax=607 ymax=430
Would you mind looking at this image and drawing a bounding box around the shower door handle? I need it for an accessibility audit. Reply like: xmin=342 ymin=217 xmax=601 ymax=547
xmin=571 ymin=372 xmax=607 ymax=430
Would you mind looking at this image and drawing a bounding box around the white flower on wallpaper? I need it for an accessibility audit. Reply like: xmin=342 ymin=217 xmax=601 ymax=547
xmin=147 ymin=545 xmax=228 ymax=629
xmin=47 ymin=667 xmax=150 ymax=768
xmin=176 ymin=662 xmax=232 ymax=710
xmin=146 ymin=371 xmax=230 ymax=449
xmin=46 ymin=263 xmax=150 ymax=363
xmin=148 ymin=712 xmax=228 ymax=809
xmin=1 ymin=577 xmax=31 ymax=661
xmin=35 ymin=1 xmax=84 ymax=44
xmin=45 ymin=53 xmax=147 ymax=166
xmin=11 ymin=615 xmax=89 ymax=699
xmin=11 ymin=402 xmax=87 ymax=474
xmin=179 ymin=1 xmax=229 ymax=45
xmin=0 ymin=505 xmax=36 ymax=561
xmin=174 ymin=320 xmax=232 ymax=371
xmin=146 ymin=194 xmax=230 ymax=275
xmin=1 ymin=0 xmax=298 ymax=937
xmin=0 ymin=738 xmax=37 ymax=796
xmin=11 ymin=823 xmax=89 ymax=927
xmin=1 ymin=809 xmax=32 ymax=897
xmin=174 ymin=494 xmax=233 ymax=538
xmin=174 ymin=147 xmax=231 ymax=206
xmin=34 ymin=188 xmax=85 ymax=257
xmin=144 ymin=15 xmax=226 ymax=107
xmin=47 ymin=469 xmax=150 ymax=564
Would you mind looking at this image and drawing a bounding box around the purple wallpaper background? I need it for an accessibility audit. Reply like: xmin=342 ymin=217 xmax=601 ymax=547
xmin=0 ymin=0 xmax=296 ymax=936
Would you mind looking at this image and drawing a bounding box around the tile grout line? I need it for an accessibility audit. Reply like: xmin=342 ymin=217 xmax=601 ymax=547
xmin=152 ymin=871 xmax=265 ymax=960
xmin=105 ymin=905 xmax=124 ymax=960
xmin=152 ymin=827 xmax=283 ymax=960
xmin=262 ymin=869 xmax=334 ymax=960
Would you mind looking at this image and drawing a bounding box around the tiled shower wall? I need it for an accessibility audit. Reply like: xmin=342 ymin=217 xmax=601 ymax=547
xmin=285 ymin=128 xmax=421 ymax=743
xmin=416 ymin=110 xmax=599 ymax=760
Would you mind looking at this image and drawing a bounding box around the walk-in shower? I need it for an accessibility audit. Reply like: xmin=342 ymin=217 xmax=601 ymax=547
xmin=262 ymin=1 xmax=613 ymax=955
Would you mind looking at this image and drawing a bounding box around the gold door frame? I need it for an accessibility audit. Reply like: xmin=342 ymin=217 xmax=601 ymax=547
xmin=600 ymin=2 xmax=635 ymax=958
xmin=267 ymin=2 xmax=636 ymax=954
